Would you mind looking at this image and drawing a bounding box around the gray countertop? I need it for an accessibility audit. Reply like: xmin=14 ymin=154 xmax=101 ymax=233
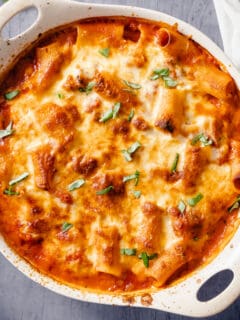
xmin=0 ymin=0 xmax=239 ymax=319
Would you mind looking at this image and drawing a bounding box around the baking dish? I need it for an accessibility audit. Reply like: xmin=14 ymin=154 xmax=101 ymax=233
xmin=0 ymin=0 xmax=240 ymax=317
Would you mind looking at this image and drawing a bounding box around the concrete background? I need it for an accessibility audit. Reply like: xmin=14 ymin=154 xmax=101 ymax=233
xmin=0 ymin=0 xmax=239 ymax=319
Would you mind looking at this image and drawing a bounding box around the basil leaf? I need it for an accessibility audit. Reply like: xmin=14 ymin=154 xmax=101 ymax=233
xmin=68 ymin=179 xmax=85 ymax=191
xmin=99 ymin=47 xmax=110 ymax=57
xmin=199 ymin=135 xmax=213 ymax=146
xmin=128 ymin=109 xmax=134 ymax=122
xmin=123 ymin=170 xmax=140 ymax=186
xmin=9 ymin=172 xmax=29 ymax=186
xmin=99 ymin=109 xmax=113 ymax=123
xmin=228 ymin=195 xmax=240 ymax=213
xmin=150 ymin=68 xmax=177 ymax=87
xmin=138 ymin=252 xmax=149 ymax=267
xmin=188 ymin=193 xmax=203 ymax=207
xmin=150 ymin=74 xmax=161 ymax=81
xmin=193 ymin=236 xmax=199 ymax=241
xmin=3 ymin=187 xmax=19 ymax=196
xmin=112 ymin=102 xmax=121 ymax=119
xmin=191 ymin=133 xmax=213 ymax=146
xmin=0 ymin=121 xmax=14 ymax=139
xmin=150 ymin=68 xmax=169 ymax=80
xmin=138 ymin=252 xmax=158 ymax=268
xmin=123 ymin=80 xmax=141 ymax=90
xmin=133 ymin=190 xmax=141 ymax=198
xmin=163 ymin=76 xmax=178 ymax=88
xmin=122 ymin=142 xmax=141 ymax=162
xmin=122 ymin=150 xmax=132 ymax=162
xmin=171 ymin=153 xmax=179 ymax=173
xmin=79 ymin=82 xmax=95 ymax=95
xmin=100 ymin=102 xmax=121 ymax=123
xmin=4 ymin=90 xmax=20 ymax=100
xmin=86 ymin=82 xmax=96 ymax=93
xmin=127 ymin=141 xmax=141 ymax=154
xmin=178 ymin=200 xmax=186 ymax=214
xmin=57 ymin=93 xmax=65 ymax=99
xmin=120 ymin=248 xmax=137 ymax=256
xmin=62 ymin=222 xmax=73 ymax=233
xmin=191 ymin=133 xmax=203 ymax=145
xmin=96 ymin=185 xmax=114 ymax=195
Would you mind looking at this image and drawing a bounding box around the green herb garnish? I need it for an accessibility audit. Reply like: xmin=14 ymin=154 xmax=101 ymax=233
xmin=3 ymin=186 xmax=19 ymax=196
xmin=4 ymin=90 xmax=20 ymax=100
xmin=178 ymin=200 xmax=186 ymax=214
xmin=150 ymin=68 xmax=169 ymax=80
xmin=57 ymin=93 xmax=65 ymax=99
xmin=62 ymin=222 xmax=73 ymax=233
xmin=99 ymin=102 xmax=121 ymax=122
xmin=4 ymin=172 xmax=29 ymax=195
xmin=138 ymin=252 xmax=158 ymax=268
xmin=139 ymin=252 xmax=149 ymax=267
xmin=79 ymin=82 xmax=95 ymax=95
xmin=123 ymin=80 xmax=141 ymax=90
xmin=0 ymin=121 xmax=14 ymax=139
xmin=122 ymin=150 xmax=132 ymax=162
xmin=133 ymin=190 xmax=141 ymax=198
xmin=199 ymin=135 xmax=213 ymax=146
xmin=188 ymin=193 xmax=203 ymax=207
xmin=96 ymin=185 xmax=114 ymax=195
xmin=127 ymin=141 xmax=141 ymax=154
xmin=123 ymin=171 xmax=140 ymax=186
xmin=191 ymin=133 xmax=203 ymax=145
xmin=68 ymin=179 xmax=85 ymax=191
xmin=150 ymin=68 xmax=177 ymax=88
xmin=228 ymin=195 xmax=240 ymax=213
xmin=9 ymin=172 xmax=29 ymax=186
xmin=171 ymin=153 xmax=179 ymax=173
xmin=128 ymin=109 xmax=134 ymax=122
xmin=120 ymin=248 xmax=137 ymax=256
xmin=164 ymin=77 xmax=178 ymax=88
xmin=99 ymin=109 xmax=113 ymax=123
xmin=122 ymin=141 xmax=141 ymax=162
xmin=191 ymin=133 xmax=213 ymax=146
xmin=99 ymin=47 xmax=110 ymax=57
xmin=112 ymin=102 xmax=121 ymax=118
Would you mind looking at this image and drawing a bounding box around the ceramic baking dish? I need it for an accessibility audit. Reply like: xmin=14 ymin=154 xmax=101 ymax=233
xmin=0 ymin=0 xmax=240 ymax=317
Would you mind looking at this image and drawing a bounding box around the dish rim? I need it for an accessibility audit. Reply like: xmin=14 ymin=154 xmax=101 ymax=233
xmin=0 ymin=0 xmax=240 ymax=317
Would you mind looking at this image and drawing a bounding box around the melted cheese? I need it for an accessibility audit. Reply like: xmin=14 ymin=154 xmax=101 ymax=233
xmin=0 ymin=18 xmax=239 ymax=293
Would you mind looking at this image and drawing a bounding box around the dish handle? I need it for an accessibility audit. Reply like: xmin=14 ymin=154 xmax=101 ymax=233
xmin=0 ymin=0 xmax=43 ymax=40
xmin=0 ymin=0 xmax=84 ymax=78
xmin=156 ymin=244 xmax=240 ymax=317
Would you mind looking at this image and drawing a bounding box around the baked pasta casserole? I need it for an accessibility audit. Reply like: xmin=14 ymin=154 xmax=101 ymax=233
xmin=0 ymin=17 xmax=239 ymax=293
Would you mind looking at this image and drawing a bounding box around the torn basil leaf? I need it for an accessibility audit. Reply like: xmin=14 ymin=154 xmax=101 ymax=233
xmin=9 ymin=172 xmax=29 ymax=186
xmin=96 ymin=185 xmax=114 ymax=195
xmin=99 ymin=47 xmax=110 ymax=57
xmin=120 ymin=248 xmax=137 ymax=256
xmin=62 ymin=222 xmax=73 ymax=233
xmin=123 ymin=80 xmax=141 ymax=90
xmin=0 ymin=121 xmax=14 ymax=139
xmin=68 ymin=179 xmax=85 ymax=191
xmin=4 ymin=90 xmax=20 ymax=100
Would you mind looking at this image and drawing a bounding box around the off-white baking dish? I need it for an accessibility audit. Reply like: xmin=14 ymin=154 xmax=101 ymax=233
xmin=0 ymin=0 xmax=240 ymax=317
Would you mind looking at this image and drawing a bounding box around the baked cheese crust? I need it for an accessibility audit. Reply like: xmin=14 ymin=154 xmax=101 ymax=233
xmin=0 ymin=18 xmax=239 ymax=293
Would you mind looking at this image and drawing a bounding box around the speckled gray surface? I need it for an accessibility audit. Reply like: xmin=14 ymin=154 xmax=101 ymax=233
xmin=0 ymin=0 xmax=239 ymax=319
